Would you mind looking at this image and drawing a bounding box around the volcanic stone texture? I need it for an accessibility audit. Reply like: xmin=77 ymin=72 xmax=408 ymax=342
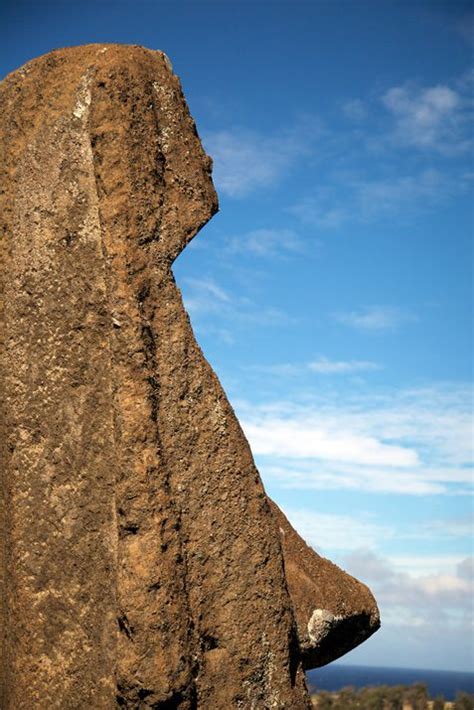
xmin=0 ymin=44 xmax=379 ymax=709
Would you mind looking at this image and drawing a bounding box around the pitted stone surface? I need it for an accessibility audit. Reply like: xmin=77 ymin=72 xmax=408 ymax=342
xmin=0 ymin=44 xmax=378 ymax=709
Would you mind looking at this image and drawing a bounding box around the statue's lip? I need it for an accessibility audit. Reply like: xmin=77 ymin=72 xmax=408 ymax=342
xmin=269 ymin=498 xmax=380 ymax=671
xmin=301 ymin=608 xmax=381 ymax=670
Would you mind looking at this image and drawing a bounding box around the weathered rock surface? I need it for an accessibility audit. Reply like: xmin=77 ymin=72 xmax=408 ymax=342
xmin=0 ymin=44 xmax=379 ymax=709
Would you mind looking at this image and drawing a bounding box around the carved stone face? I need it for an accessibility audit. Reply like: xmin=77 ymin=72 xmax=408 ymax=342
xmin=0 ymin=44 xmax=379 ymax=708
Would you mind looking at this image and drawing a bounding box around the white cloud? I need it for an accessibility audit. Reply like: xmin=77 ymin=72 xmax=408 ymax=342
xmin=457 ymin=556 xmax=474 ymax=581
xmin=291 ymin=168 xmax=454 ymax=228
xmin=308 ymin=356 xmax=381 ymax=374
xmin=192 ymin=322 xmax=236 ymax=346
xmin=181 ymin=275 xmax=291 ymax=328
xmin=181 ymin=276 xmax=231 ymax=315
xmin=234 ymin=383 xmax=473 ymax=496
xmin=226 ymin=228 xmax=304 ymax=257
xmin=343 ymin=98 xmax=368 ymax=121
xmin=204 ymin=128 xmax=281 ymax=196
xmin=244 ymin=418 xmax=418 ymax=467
xmin=387 ymin=555 xmax=469 ymax=578
xmin=277 ymin=505 xmax=472 ymax=580
xmin=417 ymin=517 xmax=474 ymax=541
xmin=203 ymin=119 xmax=319 ymax=198
xmin=249 ymin=356 xmax=382 ymax=377
xmin=382 ymin=82 xmax=471 ymax=154
xmin=290 ymin=75 xmax=472 ymax=230
xmin=247 ymin=363 xmax=301 ymax=377
xmin=341 ymin=549 xmax=474 ymax=629
xmin=264 ymin=462 xmax=446 ymax=496
xmin=282 ymin=509 xmax=393 ymax=552
xmin=185 ymin=277 xmax=230 ymax=303
xmin=354 ymin=169 xmax=451 ymax=215
xmin=333 ymin=305 xmax=416 ymax=331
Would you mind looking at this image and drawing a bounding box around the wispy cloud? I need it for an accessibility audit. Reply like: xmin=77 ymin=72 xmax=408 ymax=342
xmin=289 ymin=73 xmax=472 ymax=231
xmin=181 ymin=276 xmax=231 ymax=314
xmin=291 ymin=168 xmax=456 ymax=228
xmin=203 ymin=118 xmax=320 ymax=198
xmin=308 ymin=356 xmax=381 ymax=374
xmin=249 ymin=356 xmax=381 ymax=377
xmin=234 ymin=383 xmax=473 ymax=495
xmin=420 ymin=517 xmax=474 ymax=541
xmin=244 ymin=418 xmax=418 ymax=467
xmin=246 ymin=363 xmax=301 ymax=377
xmin=185 ymin=277 xmax=230 ymax=302
xmin=181 ymin=275 xmax=291 ymax=328
xmin=264 ymin=461 xmax=455 ymax=496
xmin=278 ymin=507 xmax=472 ymax=577
xmin=282 ymin=509 xmax=393 ymax=552
xmin=382 ymin=82 xmax=471 ymax=154
xmin=225 ymin=227 xmax=304 ymax=257
xmin=341 ymin=548 xmax=473 ymax=629
xmin=333 ymin=305 xmax=416 ymax=331
xmin=343 ymin=98 xmax=368 ymax=121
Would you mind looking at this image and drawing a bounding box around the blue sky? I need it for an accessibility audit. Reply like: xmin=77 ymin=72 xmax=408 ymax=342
xmin=2 ymin=0 xmax=473 ymax=673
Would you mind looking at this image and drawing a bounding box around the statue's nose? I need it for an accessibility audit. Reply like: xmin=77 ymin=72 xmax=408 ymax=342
xmin=269 ymin=499 xmax=381 ymax=669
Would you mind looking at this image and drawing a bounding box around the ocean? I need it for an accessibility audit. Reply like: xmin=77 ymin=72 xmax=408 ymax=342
xmin=306 ymin=664 xmax=474 ymax=701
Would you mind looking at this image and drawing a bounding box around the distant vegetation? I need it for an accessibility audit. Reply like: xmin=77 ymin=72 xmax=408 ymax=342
xmin=310 ymin=683 xmax=474 ymax=709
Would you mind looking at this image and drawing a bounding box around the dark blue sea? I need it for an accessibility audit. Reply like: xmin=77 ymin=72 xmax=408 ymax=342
xmin=306 ymin=664 xmax=474 ymax=701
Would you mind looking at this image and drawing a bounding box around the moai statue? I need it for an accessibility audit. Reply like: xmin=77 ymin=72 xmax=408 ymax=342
xmin=0 ymin=45 xmax=379 ymax=709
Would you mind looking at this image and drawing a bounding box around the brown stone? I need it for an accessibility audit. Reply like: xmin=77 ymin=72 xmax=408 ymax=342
xmin=0 ymin=44 xmax=379 ymax=709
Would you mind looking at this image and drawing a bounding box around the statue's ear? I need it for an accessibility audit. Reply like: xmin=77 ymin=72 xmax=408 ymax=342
xmin=269 ymin=499 xmax=380 ymax=669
